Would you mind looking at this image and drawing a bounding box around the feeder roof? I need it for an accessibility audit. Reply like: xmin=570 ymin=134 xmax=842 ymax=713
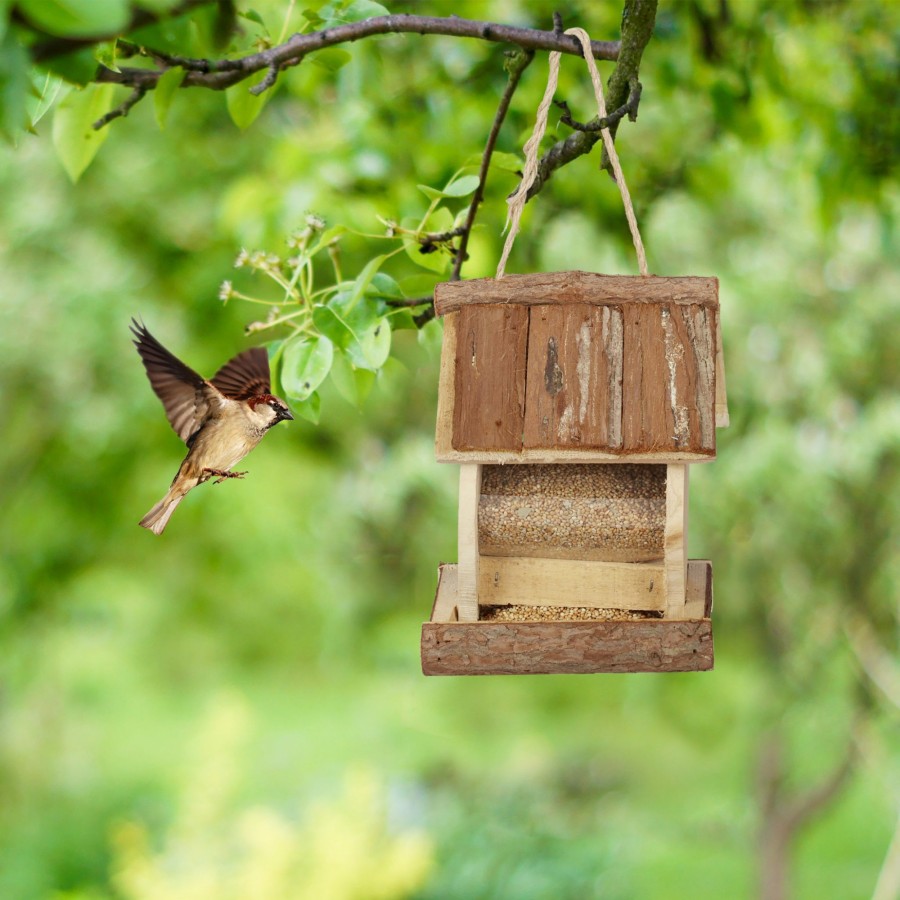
xmin=434 ymin=272 xmax=727 ymax=464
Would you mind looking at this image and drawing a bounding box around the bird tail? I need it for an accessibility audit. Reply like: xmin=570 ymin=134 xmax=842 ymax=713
xmin=139 ymin=490 xmax=184 ymax=535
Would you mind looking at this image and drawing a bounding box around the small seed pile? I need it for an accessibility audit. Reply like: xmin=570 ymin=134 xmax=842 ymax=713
xmin=480 ymin=605 xmax=663 ymax=622
xmin=479 ymin=464 xmax=665 ymax=560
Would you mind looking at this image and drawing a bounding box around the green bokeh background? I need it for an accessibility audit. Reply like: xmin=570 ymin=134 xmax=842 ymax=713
xmin=0 ymin=1 xmax=897 ymax=897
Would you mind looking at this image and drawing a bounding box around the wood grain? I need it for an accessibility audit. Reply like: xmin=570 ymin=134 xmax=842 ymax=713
xmin=622 ymin=303 xmax=669 ymax=452
xmin=456 ymin=464 xmax=482 ymax=622
xmin=434 ymin=311 xmax=458 ymax=460
xmin=664 ymin=464 xmax=689 ymax=618
xmin=523 ymin=305 xmax=619 ymax=449
xmin=435 ymin=272 xmax=719 ymax=316
xmin=477 ymin=556 xmax=666 ymax=610
xmin=421 ymin=561 xmax=714 ymax=674
xmin=422 ymin=560 xmax=714 ymax=674
xmin=452 ymin=304 xmax=527 ymax=451
xmin=683 ymin=558 xmax=712 ymax=619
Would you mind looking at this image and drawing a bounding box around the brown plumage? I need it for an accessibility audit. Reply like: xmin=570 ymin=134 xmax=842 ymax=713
xmin=131 ymin=319 xmax=292 ymax=534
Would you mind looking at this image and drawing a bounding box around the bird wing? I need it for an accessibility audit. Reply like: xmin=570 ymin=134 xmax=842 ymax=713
xmin=210 ymin=346 xmax=272 ymax=400
xmin=130 ymin=319 xmax=219 ymax=445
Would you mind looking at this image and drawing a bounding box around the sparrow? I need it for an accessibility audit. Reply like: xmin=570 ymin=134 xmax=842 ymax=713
xmin=131 ymin=319 xmax=293 ymax=535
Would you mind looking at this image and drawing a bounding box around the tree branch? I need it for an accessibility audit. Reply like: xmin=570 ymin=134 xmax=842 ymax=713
xmin=91 ymin=14 xmax=618 ymax=109
xmin=92 ymin=85 xmax=148 ymax=129
xmin=451 ymin=48 xmax=534 ymax=282
xmin=757 ymin=725 xmax=860 ymax=900
xmin=526 ymin=0 xmax=657 ymax=200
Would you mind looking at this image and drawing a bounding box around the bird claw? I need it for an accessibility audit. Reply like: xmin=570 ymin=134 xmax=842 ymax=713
xmin=202 ymin=468 xmax=248 ymax=484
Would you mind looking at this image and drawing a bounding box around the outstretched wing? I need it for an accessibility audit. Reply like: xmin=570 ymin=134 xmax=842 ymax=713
xmin=130 ymin=319 xmax=217 ymax=445
xmin=210 ymin=346 xmax=271 ymax=400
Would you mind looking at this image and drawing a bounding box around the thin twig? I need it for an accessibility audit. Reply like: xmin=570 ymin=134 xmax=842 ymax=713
xmin=451 ymin=48 xmax=534 ymax=283
xmin=418 ymin=226 xmax=467 ymax=250
xmin=92 ymin=86 xmax=148 ymax=129
xmin=555 ymin=78 xmax=642 ymax=132
xmin=250 ymin=64 xmax=281 ymax=96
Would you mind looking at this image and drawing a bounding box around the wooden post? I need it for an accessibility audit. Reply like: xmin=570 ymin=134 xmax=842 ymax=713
xmin=664 ymin=464 xmax=689 ymax=618
xmin=457 ymin=463 xmax=482 ymax=621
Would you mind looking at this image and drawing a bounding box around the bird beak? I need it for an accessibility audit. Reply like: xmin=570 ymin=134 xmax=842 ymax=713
xmin=280 ymin=408 xmax=294 ymax=422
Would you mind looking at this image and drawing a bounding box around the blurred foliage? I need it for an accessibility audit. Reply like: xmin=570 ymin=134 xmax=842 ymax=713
xmin=0 ymin=0 xmax=898 ymax=898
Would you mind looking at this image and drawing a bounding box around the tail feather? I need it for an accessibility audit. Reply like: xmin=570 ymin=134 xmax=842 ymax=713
xmin=139 ymin=492 xmax=184 ymax=535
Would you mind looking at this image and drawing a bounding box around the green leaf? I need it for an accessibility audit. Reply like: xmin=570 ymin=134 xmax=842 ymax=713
xmin=344 ymin=254 xmax=385 ymax=313
xmin=17 ymin=0 xmax=130 ymax=37
xmin=309 ymin=49 xmax=353 ymax=72
xmin=491 ymin=152 xmax=524 ymax=172
xmin=94 ymin=40 xmax=120 ymax=73
xmin=313 ymin=304 xmax=353 ymax=349
xmin=462 ymin=151 xmax=523 ymax=173
xmin=0 ymin=28 xmax=30 ymax=141
xmin=320 ymin=0 xmax=389 ymax=27
xmin=51 ymin=83 xmax=115 ymax=182
xmin=399 ymin=274 xmax=438 ymax=297
xmin=417 ymin=183 xmax=445 ymax=201
xmin=239 ymin=9 xmax=266 ymax=27
xmin=386 ymin=308 xmax=419 ymax=330
xmin=42 ymin=48 xmax=98 ymax=86
xmin=442 ymin=174 xmax=480 ymax=197
xmin=330 ymin=350 xmax=376 ymax=407
xmin=26 ymin=71 xmax=66 ymax=131
xmin=0 ymin=0 xmax=10 ymax=42
xmin=347 ymin=319 xmax=391 ymax=370
xmin=401 ymin=211 xmax=452 ymax=274
xmin=280 ymin=335 xmax=334 ymax=400
xmin=225 ymin=70 xmax=273 ymax=130
xmin=290 ymin=391 xmax=321 ymax=424
xmin=367 ymin=272 xmax=404 ymax=300
xmin=306 ymin=223 xmax=347 ymax=256
xmin=417 ymin=317 xmax=444 ymax=354
xmin=154 ymin=67 xmax=185 ymax=129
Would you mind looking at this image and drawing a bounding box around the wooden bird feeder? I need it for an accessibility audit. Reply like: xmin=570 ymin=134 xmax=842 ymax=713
xmin=421 ymin=271 xmax=729 ymax=675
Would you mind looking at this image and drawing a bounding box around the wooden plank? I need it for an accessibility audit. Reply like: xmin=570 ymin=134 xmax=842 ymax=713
xmin=477 ymin=556 xmax=666 ymax=611
xmin=664 ymin=464 xmax=689 ymax=618
xmin=422 ymin=619 xmax=713 ymax=674
xmin=435 ymin=273 xmax=719 ymax=316
xmin=421 ymin=560 xmax=714 ymax=674
xmin=602 ymin=306 xmax=624 ymax=449
xmin=434 ymin=311 xmax=458 ymax=460
xmin=662 ymin=304 xmax=717 ymax=452
xmin=622 ymin=303 xmax=669 ymax=452
xmin=435 ymin=446 xmax=716 ymax=464
xmin=452 ymin=304 xmax=527 ymax=451
xmin=457 ymin=464 xmax=482 ymax=622
xmin=523 ymin=305 xmax=610 ymax=449
xmin=431 ymin=564 xmax=459 ymax=623
xmin=683 ymin=559 xmax=711 ymax=619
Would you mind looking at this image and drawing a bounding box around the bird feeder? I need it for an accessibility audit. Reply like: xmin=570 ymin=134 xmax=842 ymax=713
xmin=421 ymin=271 xmax=728 ymax=675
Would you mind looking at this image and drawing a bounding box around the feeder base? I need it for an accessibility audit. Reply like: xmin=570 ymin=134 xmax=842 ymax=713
xmin=421 ymin=560 xmax=714 ymax=675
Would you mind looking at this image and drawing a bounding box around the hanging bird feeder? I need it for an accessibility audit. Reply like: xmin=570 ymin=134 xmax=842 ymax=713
xmin=420 ymin=29 xmax=729 ymax=675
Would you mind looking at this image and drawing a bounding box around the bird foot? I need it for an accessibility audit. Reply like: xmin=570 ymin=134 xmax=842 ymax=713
xmin=202 ymin=468 xmax=247 ymax=484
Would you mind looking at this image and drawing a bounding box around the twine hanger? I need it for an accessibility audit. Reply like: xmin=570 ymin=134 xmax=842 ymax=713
xmin=496 ymin=27 xmax=649 ymax=279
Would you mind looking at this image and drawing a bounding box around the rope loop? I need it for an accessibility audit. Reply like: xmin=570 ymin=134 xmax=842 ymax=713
xmin=496 ymin=27 xmax=648 ymax=279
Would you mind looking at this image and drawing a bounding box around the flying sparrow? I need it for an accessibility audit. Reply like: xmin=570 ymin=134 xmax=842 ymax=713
xmin=131 ymin=319 xmax=293 ymax=535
